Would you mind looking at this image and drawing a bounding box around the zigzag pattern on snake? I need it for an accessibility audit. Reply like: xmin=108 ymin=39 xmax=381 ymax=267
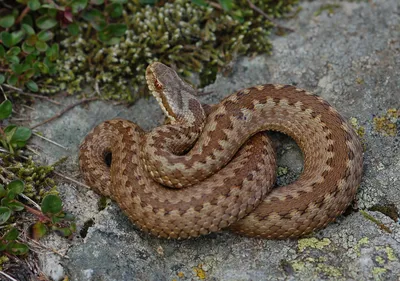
xmin=79 ymin=62 xmax=363 ymax=239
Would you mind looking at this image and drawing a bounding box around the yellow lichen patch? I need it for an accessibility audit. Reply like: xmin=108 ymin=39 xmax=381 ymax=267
xmin=373 ymin=108 xmax=399 ymax=136
xmin=349 ymin=117 xmax=365 ymax=138
xmin=372 ymin=267 xmax=387 ymax=276
xmin=193 ymin=264 xmax=206 ymax=280
xmin=277 ymin=166 xmax=289 ymax=177
xmin=355 ymin=237 xmax=369 ymax=257
xmin=298 ymin=237 xmax=331 ymax=252
xmin=385 ymin=246 xmax=397 ymax=262
xmin=177 ymin=271 xmax=185 ymax=278
xmin=316 ymin=263 xmax=343 ymax=278
xmin=355 ymin=77 xmax=364 ymax=84
xmin=375 ymin=245 xmax=399 ymax=262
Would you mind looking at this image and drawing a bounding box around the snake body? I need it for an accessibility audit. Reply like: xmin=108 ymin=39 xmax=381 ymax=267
xmin=79 ymin=62 xmax=363 ymax=239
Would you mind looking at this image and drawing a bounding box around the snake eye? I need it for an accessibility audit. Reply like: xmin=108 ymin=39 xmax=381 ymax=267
xmin=154 ymin=80 xmax=163 ymax=90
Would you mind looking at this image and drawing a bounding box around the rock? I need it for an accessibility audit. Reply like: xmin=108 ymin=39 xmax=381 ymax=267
xmin=29 ymin=0 xmax=399 ymax=280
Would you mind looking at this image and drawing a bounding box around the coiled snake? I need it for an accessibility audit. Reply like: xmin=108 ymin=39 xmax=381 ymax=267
xmin=79 ymin=62 xmax=363 ymax=239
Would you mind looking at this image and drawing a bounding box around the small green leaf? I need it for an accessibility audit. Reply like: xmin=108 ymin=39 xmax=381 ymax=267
xmin=22 ymin=23 xmax=36 ymax=35
xmin=46 ymin=43 xmax=59 ymax=61
xmin=7 ymin=242 xmax=29 ymax=255
xmin=7 ymin=47 xmax=21 ymax=56
xmin=1 ymin=32 xmax=13 ymax=47
xmin=21 ymin=14 xmax=33 ymax=26
xmin=1 ymin=196 xmax=12 ymax=206
xmin=37 ymin=30 xmax=54 ymax=42
xmin=35 ymin=40 xmax=48 ymax=52
xmin=0 ymin=75 xmax=4 ymax=85
xmin=7 ymin=201 xmax=24 ymax=211
xmin=26 ymin=80 xmax=38 ymax=92
xmin=6 ymin=54 xmax=19 ymax=64
xmin=106 ymin=23 xmax=127 ymax=37
xmin=11 ymin=63 xmax=24 ymax=75
xmin=0 ymin=45 xmax=5 ymax=57
xmin=34 ymin=61 xmax=49 ymax=74
xmin=218 ymin=0 xmax=233 ymax=11
xmin=71 ymin=0 xmax=88 ymax=13
xmin=0 ymin=100 xmax=12 ymax=120
xmin=25 ymin=34 xmax=37 ymax=46
xmin=10 ymin=127 xmax=32 ymax=147
xmin=22 ymin=41 xmax=36 ymax=53
xmin=0 ymin=14 xmax=15 ymax=28
xmin=7 ymin=74 xmax=18 ymax=86
xmin=25 ymin=53 xmax=37 ymax=64
xmin=7 ymin=180 xmax=25 ymax=195
xmin=28 ymin=0 xmax=41 ymax=10
xmin=41 ymin=194 xmax=62 ymax=214
xmin=24 ymin=69 xmax=35 ymax=80
xmin=30 ymin=221 xmax=47 ymax=240
xmin=51 ymin=215 xmax=61 ymax=224
xmin=106 ymin=3 xmax=123 ymax=18
xmin=11 ymin=30 xmax=25 ymax=46
xmin=0 ymin=207 xmax=11 ymax=224
xmin=67 ymin=22 xmax=80 ymax=35
xmin=0 ymin=185 xmax=6 ymax=197
xmin=53 ymin=226 xmax=72 ymax=237
xmin=82 ymin=9 xmax=106 ymax=30
xmin=4 ymin=228 xmax=18 ymax=241
xmin=36 ymin=15 xmax=57 ymax=30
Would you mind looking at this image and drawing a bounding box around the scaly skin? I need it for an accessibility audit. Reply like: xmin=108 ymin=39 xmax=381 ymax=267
xmin=79 ymin=62 xmax=363 ymax=239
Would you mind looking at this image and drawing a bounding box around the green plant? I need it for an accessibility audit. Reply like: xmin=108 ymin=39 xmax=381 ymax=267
xmin=0 ymin=99 xmax=32 ymax=153
xmin=0 ymin=5 xmax=60 ymax=92
xmin=0 ymin=0 xmax=127 ymax=93
xmin=0 ymin=180 xmax=75 ymax=256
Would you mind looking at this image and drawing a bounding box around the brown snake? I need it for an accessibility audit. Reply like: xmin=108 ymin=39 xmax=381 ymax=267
xmin=79 ymin=62 xmax=363 ymax=239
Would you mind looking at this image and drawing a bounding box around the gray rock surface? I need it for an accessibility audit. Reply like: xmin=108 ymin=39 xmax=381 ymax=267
xmin=29 ymin=0 xmax=399 ymax=280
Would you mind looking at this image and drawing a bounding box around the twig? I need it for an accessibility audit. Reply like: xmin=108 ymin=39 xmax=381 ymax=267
xmin=23 ymin=204 xmax=50 ymax=222
xmin=0 ymin=85 xmax=6 ymax=100
xmin=0 ymin=271 xmax=18 ymax=281
xmin=0 ymin=148 xmax=29 ymax=160
xmin=53 ymin=171 xmax=91 ymax=190
xmin=19 ymin=193 xmax=41 ymax=210
xmin=27 ymin=239 xmax=70 ymax=259
xmin=246 ymin=0 xmax=294 ymax=32
xmin=15 ymin=6 xmax=30 ymax=25
xmin=1 ymin=84 xmax=61 ymax=105
xmin=32 ymin=132 xmax=69 ymax=150
xmin=30 ymin=98 xmax=99 ymax=130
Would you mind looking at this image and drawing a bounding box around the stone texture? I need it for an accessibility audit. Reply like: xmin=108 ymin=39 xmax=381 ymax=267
xmin=29 ymin=0 xmax=399 ymax=280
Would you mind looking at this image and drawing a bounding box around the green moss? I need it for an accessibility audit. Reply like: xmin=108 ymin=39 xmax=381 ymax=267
xmin=0 ymin=154 xmax=56 ymax=201
xmin=42 ymin=0 xmax=298 ymax=102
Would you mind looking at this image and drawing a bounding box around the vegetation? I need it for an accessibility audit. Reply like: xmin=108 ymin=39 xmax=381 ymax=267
xmin=0 ymin=0 xmax=298 ymax=102
xmin=0 ymin=99 xmax=75 ymax=274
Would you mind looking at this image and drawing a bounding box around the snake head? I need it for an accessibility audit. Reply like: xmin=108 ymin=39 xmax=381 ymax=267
xmin=146 ymin=62 xmax=205 ymax=126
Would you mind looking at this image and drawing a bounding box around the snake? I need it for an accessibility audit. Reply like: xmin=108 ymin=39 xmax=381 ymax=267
xmin=79 ymin=62 xmax=363 ymax=239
